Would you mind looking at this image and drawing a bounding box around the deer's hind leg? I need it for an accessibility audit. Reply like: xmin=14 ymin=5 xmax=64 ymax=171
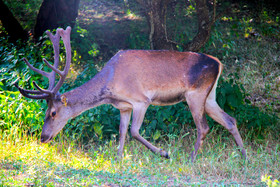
xmin=205 ymin=88 xmax=246 ymax=158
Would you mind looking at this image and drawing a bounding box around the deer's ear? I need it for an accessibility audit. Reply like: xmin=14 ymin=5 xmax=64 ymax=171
xmin=60 ymin=95 xmax=68 ymax=107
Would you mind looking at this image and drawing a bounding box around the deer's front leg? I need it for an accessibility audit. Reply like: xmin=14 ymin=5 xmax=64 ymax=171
xmin=130 ymin=104 xmax=169 ymax=159
xmin=186 ymin=92 xmax=209 ymax=162
xmin=117 ymin=109 xmax=132 ymax=158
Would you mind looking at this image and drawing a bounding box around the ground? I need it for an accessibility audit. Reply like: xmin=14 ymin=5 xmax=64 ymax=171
xmin=77 ymin=0 xmax=148 ymax=60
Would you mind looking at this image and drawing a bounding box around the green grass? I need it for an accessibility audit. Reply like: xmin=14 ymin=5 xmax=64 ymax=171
xmin=1 ymin=129 xmax=279 ymax=186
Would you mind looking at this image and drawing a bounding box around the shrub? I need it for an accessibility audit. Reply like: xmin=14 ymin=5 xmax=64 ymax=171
xmin=216 ymin=77 xmax=279 ymax=136
xmin=0 ymin=31 xmax=278 ymax=143
xmin=261 ymin=174 xmax=280 ymax=187
xmin=0 ymin=90 xmax=45 ymax=139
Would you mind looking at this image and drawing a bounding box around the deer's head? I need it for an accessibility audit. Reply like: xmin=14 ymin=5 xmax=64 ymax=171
xmin=15 ymin=27 xmax=73 ymax=143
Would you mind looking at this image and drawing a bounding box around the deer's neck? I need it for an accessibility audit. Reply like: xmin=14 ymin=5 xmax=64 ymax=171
xmin=64 ymin=69 xmax=112 ymax=117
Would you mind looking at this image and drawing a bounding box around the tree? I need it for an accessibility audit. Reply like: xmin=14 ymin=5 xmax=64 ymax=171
xmin=34 ymin=0 xmax=80 ymax=40
xmin=0 ymin=0 xmax=28 ymax=43
xmin=136 ymin=0 xmax=225 ymax=51
xmin=136 ymin=0 xmax=176 ymax=50
xmin=183 ymin=0 xmax=218 ymax=51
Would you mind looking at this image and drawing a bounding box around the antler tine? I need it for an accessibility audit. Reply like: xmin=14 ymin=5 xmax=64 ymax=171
xmin=32 ymin=81 xmax=53 ymax=95
xmin=52 ymin=27 xmax=72 ymax=94
xmin=46 ymin=29 xmax=60 ymax=90
xmin=16 ymin=27 xmax=72 ymax=100
xmin=14 ymin=82 xmax=41 ymax=94
xmin=15 ymin=58 xmax=52 ymax=99
xmin=43 ymin=58 xmax=63 ymax=76
xmin=14 ymin=82 xmax=50 ymax=99
xmin=46 ymin=29 xmax=60 ymax=69
xmin=23 ymin=58 xmax=51 ymax=79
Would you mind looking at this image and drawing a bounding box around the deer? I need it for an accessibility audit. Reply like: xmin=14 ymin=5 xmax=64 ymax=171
xmin=15 ymin=27 xmax=246 ymax=161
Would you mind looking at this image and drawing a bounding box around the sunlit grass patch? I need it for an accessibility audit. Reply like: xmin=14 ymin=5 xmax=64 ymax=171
xmin=0 ymin=130 xmax=279 ymax=186
xmin=1 ymin=137 xmax=104 ymax=186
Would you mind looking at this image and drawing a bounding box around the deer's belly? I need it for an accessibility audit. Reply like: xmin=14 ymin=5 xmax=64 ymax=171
xmin=150 ymin=91 xmax=185 ymax=106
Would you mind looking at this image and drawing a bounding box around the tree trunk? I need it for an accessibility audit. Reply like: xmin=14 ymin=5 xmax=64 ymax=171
xmin=0 ymin=0 xmax=28 ymax=43
xmin=183 ymin=0 xmax=216 ymax=52
xmin=137 ymin=0 xmax=176 ymax=50
xmin=34 ymin=0 xmax=80 ymax=41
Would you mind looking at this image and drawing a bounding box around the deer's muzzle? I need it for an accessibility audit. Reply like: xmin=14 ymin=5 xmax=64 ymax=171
xmin=41 ymin=133 xmax=53 ymax=143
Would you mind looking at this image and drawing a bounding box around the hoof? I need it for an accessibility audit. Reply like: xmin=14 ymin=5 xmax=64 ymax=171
xmin=189 ymin=151 xmax=196 ymax=162
xmin=165 ymin=153 xmax=170 ymax=159
xmin=115 ymin=153 xmax=123 ymax=161
xmin=241 ymin=149 xmax=247 ymax=159
xmin=159 ymin=149 xmax=170 ymax=159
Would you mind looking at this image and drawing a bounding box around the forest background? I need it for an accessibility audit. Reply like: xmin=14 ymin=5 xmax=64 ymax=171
xmin=0 ymin=0 xmax=279 ymax=186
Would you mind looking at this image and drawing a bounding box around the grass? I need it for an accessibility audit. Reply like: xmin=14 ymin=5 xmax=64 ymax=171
xmin=1 ymin=129 xmax=279 ymax=186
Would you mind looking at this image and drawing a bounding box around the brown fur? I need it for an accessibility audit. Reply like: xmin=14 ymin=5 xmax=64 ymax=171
xmin=43 ymin=50 xmax=246 ymax=161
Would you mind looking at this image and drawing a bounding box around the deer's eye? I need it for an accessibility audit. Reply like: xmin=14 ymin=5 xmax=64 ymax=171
xmin=51 ymin=111 xmax=56 ymax=117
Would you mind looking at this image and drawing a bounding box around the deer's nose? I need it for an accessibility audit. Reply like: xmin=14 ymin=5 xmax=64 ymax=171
xmin=41 ymin=133 xmax=53 ymax=143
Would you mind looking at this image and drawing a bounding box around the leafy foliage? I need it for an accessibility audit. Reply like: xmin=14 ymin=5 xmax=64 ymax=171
xmin=0 ymin=0 xmax=279 ymax=143
xmin=0 ymin=37 xmax=49 ymax=139
xmin=261 ymin=174 xmax=280 ymax=187
xmin=216 ymin=77 xmax=278 ymax=132
xmin=3 ymin=0 xmax=43 ymax=30
xmin=0 ymin=30 xmax=279 ymax=144
xmin=71 ymin=24 xmax=100 ymax=61
xmin=0 ymin=90 xmax=44 ymax=139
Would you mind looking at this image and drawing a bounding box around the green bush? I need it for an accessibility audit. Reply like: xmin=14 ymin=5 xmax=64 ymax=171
xmin=0 ymin=90 xmax=45 ymax=139
xmin=0 ymin=37 xmax=49 ymax=138
xmin=0 ymin=36 xmax=54 ymax=92
xmin=261 ymin=174 xmax=280 ymax=187
xmin=216 ymin=77 xmax=278 ymax=132
xmin=2 ymin=0 xmax=42 ymax=30
xmin=71 ymin=25 xmax=100 ymax=61
xmin=0 ymin=29 xmax=278 ymax=143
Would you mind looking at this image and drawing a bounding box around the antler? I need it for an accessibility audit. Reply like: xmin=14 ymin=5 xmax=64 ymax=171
xmin=14 ymin=27 xmax=72 ymax=100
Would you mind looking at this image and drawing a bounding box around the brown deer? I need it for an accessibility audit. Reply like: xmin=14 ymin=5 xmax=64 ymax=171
xmin=15 ymin=27 xmax=246 ymax=161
